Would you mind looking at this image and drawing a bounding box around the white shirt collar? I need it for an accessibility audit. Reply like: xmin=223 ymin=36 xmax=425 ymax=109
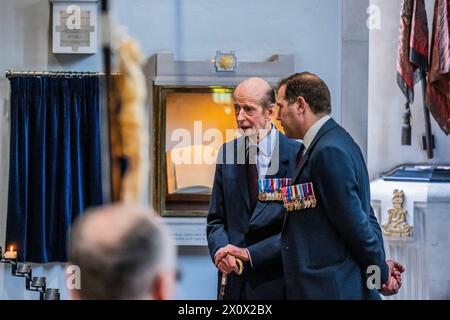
xmin=248 ymin=125 xmax=277 ymax=157
xmin=258 ymin=126 xmax=276 ymax=157
xmin=302 ymin=115 xmax=331 ymax=151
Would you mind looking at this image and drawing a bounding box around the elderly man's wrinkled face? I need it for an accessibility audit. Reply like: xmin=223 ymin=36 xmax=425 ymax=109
xmin=233 ymin=86 xmax=270 ymax=137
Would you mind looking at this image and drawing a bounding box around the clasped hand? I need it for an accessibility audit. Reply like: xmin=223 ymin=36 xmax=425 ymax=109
xmin=214 ymin=244 xmax=249 ymax=275
xmin=379 ymin=259 xmax=405 ymax=296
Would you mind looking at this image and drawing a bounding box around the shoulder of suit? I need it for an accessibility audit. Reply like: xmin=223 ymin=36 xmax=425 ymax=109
xmin=318 ymin=122 xmax=353 ymax=144
xmin=278 ymin=130 xmax=301 ymax=149
xmin=217 ymin=137 xmax=244 ymax=159
xmin=312 ymin=125 xmax=360 ymax=159
xmin=217 ymin=139 xmax=233 ymax=159
xmin=221 ymin=138 xmax=237 ymax=150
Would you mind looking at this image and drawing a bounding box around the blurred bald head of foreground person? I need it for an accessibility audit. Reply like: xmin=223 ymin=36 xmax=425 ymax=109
xmin=69 ymin=205 xmax=176 ymax=300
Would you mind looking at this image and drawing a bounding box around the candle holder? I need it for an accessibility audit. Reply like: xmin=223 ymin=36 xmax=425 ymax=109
xmin=14 ymin=263 xmax=32 ymax=277
xmin=0 ymin=247 xmax=18 ymax=269
xmin=1 ymin=246 xmax=60 ymax=301
xmin=44 ymin=288 xmax=60 ymax=300
xmin=27 ymin=277 xmax=47 ymax=300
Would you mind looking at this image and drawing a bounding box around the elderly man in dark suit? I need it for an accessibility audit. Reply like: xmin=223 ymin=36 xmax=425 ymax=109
xmin=275 ymin=72 xmax=404 ymax=299
xmin=207 ymin=77 xmax=299 ymax=299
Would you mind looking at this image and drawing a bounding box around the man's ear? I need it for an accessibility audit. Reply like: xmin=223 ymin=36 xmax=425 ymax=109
xmin=151 ymin=271 xmax=176 ymax=300
xmin=265 ymin=104 xmax=276 ymax=119
xmin=296 ymin=96 xmax=307 ymax=114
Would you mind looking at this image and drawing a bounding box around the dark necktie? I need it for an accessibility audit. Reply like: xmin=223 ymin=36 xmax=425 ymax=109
xmin=296 ymin=144 xmax=306 ymax=168
xmin=246 ymin=144 xmax=259 ymax=213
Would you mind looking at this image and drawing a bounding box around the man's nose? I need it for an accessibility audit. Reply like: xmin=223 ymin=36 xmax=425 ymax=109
xmin=237 ymin=108 xmax=247 ymax=121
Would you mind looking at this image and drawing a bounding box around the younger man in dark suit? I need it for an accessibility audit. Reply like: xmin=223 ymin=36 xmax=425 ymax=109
xmin=276 ymin=72 xmax=404 ymax=299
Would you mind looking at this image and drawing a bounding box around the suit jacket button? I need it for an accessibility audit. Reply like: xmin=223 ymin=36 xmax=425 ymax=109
xmin=285 ymin=246 xmax=289 ymax=250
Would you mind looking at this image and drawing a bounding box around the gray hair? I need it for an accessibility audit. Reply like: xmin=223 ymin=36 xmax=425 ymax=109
xmin=69 ymin=205 xmax=176 ymax=300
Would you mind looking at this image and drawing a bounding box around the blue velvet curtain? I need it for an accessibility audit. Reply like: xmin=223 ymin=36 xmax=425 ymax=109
xmin=6 ymin=76 xmax=103 ymax=263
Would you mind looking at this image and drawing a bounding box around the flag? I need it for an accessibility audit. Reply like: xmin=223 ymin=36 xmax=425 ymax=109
xmin=426 ymin=0 xmax=450 ymax=135
xmin=396 ymin=0 xmax=429 ymax=145
xmin=397 ymin=0 xmax=429 ymax=104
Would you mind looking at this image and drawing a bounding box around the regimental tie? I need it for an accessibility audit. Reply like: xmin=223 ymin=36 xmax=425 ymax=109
xmin=246 ymin=143 xmax=259 ymax=213
xmin=296 ymin=144 xmax=306 ymax=168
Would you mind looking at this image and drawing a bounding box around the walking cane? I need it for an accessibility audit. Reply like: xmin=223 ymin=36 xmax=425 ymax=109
xmin=218 ymin=258 xmax=244 ymax=300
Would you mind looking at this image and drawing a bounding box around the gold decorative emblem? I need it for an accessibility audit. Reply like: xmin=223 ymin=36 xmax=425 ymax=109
xmin=214 ymin=51 xmax=236 ymax=72
xmin=219 ymin=56 xmax=234 ymax=69
xmin=382 ymin=189 xmax=413 ymax=237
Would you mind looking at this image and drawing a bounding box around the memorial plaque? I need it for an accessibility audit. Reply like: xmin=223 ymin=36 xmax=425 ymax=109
xmin=52 ymin=2 xmax=98 ymax=54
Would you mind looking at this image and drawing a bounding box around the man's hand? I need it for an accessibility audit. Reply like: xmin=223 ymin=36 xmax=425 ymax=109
xmin=214 ymin=245 xmax=249 ymax=275
xmin=215 ymin=245 xmax=250 ymax=264
xmin=214 ymin=247 xmax=229 ymax=265
xmin=380 ymin=259 xmax=405 ymax=296
xmin=217 ymin=254 xmax=240 ymax=275
xmin=222 ymin=244 xmax=250 ymax=262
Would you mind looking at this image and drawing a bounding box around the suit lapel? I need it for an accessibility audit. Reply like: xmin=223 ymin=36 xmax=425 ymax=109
xmin=293 ymin=150 xmax=310 ymax=183
xmin=250 ymin=201 xmax=268 ymax=224
xmin=293 ymin=118 xmax=338 ymax=182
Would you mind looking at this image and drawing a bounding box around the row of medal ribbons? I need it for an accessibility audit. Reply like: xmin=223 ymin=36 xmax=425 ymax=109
xmin=258 ymin=178 xmax=317 ymax=211
xmin=258 ymin=178 xmax=292 ymax=201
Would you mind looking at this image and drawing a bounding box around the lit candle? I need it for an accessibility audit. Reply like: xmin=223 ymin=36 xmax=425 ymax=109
xmin=4 ymin=245 xmax=17 ymax=259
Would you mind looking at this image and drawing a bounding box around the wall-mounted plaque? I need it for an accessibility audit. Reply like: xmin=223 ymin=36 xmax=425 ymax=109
xmin=52 ymin=1 xmax=98 ymax=54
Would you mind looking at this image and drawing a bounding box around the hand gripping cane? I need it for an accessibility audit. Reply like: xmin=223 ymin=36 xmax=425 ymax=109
xmin=218 ymin=258 xmax=244 ymax=300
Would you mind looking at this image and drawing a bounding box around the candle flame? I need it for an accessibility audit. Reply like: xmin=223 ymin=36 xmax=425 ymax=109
xmin=9 ymin=245 xmax=13 ymax=252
